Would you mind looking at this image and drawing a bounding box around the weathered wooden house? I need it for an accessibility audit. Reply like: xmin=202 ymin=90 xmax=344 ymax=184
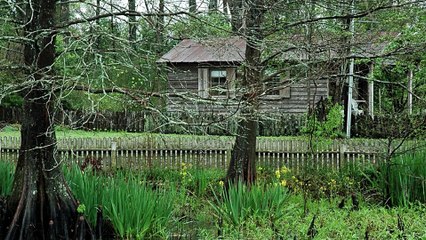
xmin=158 ymin=36 xmax=381 ymax=115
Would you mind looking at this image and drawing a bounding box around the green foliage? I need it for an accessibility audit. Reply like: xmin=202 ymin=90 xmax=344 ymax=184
xmin=178 ymin=163 xmax=224 ymax=197
xmin=275 ymin=196 xmax=426 ymax=239
xmin=65 ymin=165 xmax=103 ymax=224
xmin=0 ymin=124 xmax=20 ymax=133
xmin=1 ymin=161 xmax=426 ymax=238
xmin=102 ymin=172 xmax=177 ymax=239
xmin=53 ymin=18 xmax=168 ymax=112
xmin=77 ymin=204 xmax=86 ymax=214
xmin=64 ymin=166 xmax=178 ymax=238
xmin=373 ymin=63 xmax=411 ymax=113
xmin=354 ymin=114 xmax=426 ymax=139
xmin=256 ymin=165 xmax=363 ymax=201
xmin=210 ymin=181 xmax=290 ymax=227
xmin=0 ymin=94 xmax=23 ymax=108
xmin=303 ymin=102 xmax=343 ymax=138
xmin=0 ymin=160 xmax=14 ymax=196
xmin=380 ymin=149 xmax=426 ymax=207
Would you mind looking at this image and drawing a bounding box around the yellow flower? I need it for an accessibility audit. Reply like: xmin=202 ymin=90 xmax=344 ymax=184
xmin=292 ymin=176 xmax=297 ymax=180
xmin=280 ymin=166 xmax=290 ymax=174
xmin=280 ymin=179 xmax=287 ymax=187
xmin=275 ymin=169 xmax=281 ymax=179
xmin=218 ymin=180 xmax=224 ymax=187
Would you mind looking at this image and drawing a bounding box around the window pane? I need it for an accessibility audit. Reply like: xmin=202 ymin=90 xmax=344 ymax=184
xmin=210 ymin=70 xmax=226 ymax=78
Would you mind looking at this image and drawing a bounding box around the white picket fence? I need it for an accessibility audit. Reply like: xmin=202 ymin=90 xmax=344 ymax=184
xmin=0 ymin=136 xmax=421 ymax=170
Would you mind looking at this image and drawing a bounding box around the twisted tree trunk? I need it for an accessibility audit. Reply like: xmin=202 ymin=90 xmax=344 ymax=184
xmin=226 ymin=0 xmax=265 ymax=186
xmin=0 ymin=0 xmax=93 ymax=238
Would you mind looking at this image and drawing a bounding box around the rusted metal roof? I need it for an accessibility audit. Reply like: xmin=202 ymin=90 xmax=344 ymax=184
xmin=158 ymin=33 xmax=393 ymax=64
xmin=157 ymin=36 xmax=246 ymax=64
xmin=269 ymin=32 xmax=393 ymax=62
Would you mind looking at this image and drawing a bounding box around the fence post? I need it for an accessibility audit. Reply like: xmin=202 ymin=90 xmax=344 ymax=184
xmin=111 ymin=141 xmax=117 ymax=169
xmin=339 ymin=143 xmax=347 ymax=169
xmin=225 ymin=142 xmax=233 ymax=169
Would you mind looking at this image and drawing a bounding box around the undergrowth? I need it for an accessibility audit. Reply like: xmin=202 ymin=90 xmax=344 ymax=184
xmin=0 ymin=160 xmax=425 ymax=239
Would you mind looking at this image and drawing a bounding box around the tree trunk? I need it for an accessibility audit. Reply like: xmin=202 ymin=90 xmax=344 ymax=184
xmin=228 ymin=0 xmax=244 ymax=33
xmin=226 ymin=116 xmax=257 ymax=185
xmin=225 ymin=0 xmax=264 ymax=185
xmin=331 ymin=0 xmax=351 ymax=105
xmin=209 ymin=0 xmax=218 ymax=12
xmin=0 ymin=0 xmax=93 ymax=238
xmin=129 ymin=0 xmax=137 ymax=46
xmin=156 ymin=0 xmax=165 ymax=50
xmin=189 ymin=0 xmax=196 ymax=13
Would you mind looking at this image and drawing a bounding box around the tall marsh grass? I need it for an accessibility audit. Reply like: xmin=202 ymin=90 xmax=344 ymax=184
xmin=0 ymin=160 xmax=14 ymax=196
xmin=65 ymin=165 xmax=103 ymax=224
xmin=64 ymin=166 xmax=178 ymax=239
xmin=211 ymin=181 xmax=290 ymax=226
xmin=103 ymin=172 xmax=177 ymax=239
xmin=381 ymin=149 xmax=426 ymax=206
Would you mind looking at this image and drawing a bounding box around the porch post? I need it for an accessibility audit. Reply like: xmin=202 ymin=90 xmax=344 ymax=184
xmin=407 ymin=69 xmax=413 ymax=115
xmin=368 ymin=63 xmax=374 ymax=118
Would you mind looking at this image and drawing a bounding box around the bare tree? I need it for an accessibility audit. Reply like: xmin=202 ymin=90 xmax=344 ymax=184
xmin=226 ymin=0 xmax=265 ymax=185
xmin=0 ymin=0 xmax=187 ymax=238
xmin=0 ymin=0 xmax=94 ymax=238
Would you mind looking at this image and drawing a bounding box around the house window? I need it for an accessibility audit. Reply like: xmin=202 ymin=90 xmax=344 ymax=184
xmin=209 ymin=69 xmax=227 ymax=96
xmin=266 ymin=76 xmax=281 ymax=96
xmin=198 ymin=67 xmax=236 ymax=98
xmin=264 ymin=73 xmax=291 ymax=98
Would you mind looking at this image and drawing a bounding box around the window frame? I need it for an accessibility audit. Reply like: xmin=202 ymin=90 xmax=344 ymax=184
xmin=263 ymin=71 xmax=291 ymax=99
xmin=198 ymin=66 xmax=236 ymax=98
xmin=209 ymin=69 xmax=228 ymax=97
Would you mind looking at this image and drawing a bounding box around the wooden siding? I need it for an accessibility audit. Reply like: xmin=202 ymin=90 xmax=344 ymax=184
xmin=166 ymin=65 xmax=329 ymax=114
xmin=259 ymin=79 xmax=328 ymax=113
xmin=168 ymin=65 xmax=199 ymax=92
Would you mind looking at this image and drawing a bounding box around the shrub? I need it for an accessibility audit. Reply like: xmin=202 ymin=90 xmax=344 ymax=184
xmin=0 ymin=94 xmax=23 ymax=108
xmin=303 ymin=100 xmax=344 ymax=138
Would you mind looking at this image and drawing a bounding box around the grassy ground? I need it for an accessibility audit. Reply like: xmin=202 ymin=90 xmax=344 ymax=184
xmin=0 ymin=124 xmax=306 ymax=140
xmin=0 ymin=124 xmax=381 ymax=143
xmin=0 ymin=124 xmax=165 ymax=138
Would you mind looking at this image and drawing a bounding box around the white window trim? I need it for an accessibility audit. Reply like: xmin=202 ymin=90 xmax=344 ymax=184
xmin=198 ymin=67 xmax=236 ymax=99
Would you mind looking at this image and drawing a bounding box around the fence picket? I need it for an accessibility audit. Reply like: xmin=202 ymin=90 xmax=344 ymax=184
xmin=1 ymin=136 xmax=420 ymax=170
